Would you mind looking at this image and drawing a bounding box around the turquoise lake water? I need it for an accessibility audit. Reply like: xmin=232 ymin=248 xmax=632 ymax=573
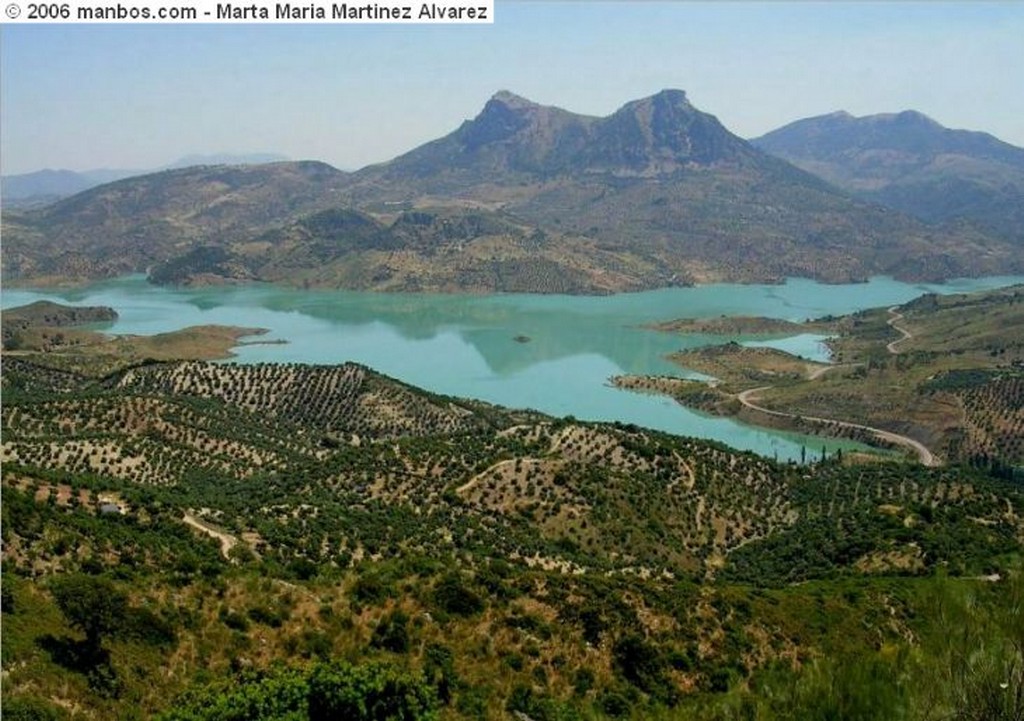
xmin=5 ymin=274 xmax=1021 ymax=461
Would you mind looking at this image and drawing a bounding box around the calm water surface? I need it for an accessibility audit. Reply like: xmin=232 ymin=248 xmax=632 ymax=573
xmin=5 ymin=274 xmax=1021 ymax=461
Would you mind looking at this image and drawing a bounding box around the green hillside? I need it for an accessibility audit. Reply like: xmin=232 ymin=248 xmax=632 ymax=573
xmin=618 ymin=285 xmax=1024 ymax=469
xmin=2 ymin=337 xmax=1022 ymax=719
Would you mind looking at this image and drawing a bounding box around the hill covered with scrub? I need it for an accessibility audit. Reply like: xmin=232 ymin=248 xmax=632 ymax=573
xmin=616 ymin=284 xmax=1024 ymax=473
xmin=2 ymin=314 xmax=1023 ymax=720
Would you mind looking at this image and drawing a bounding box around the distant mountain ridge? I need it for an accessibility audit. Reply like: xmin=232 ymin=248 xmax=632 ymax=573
xmin=335 ymin=90 xmax=1020 ymax=287
xmin=752 ymin=111 xmax=1024 ymax=242
xmin=3 ymin=92 xmax=1022 ymax=292
xmin=3 ymin=161 xmax=348 ymax=283
xmin=1 ymin=153 xmax=290 ymax=207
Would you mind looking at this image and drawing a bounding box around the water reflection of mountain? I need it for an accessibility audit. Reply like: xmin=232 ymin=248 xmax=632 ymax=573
xmin=5 ymin=274 xmax=1023 ymax=461
xmin=462 ymin=323 xmax=685 ymax=377
xmin=244 ymin=289 xmax=708 ymax=376
xmin=6 ymin=274 xmax=1024 ymax=380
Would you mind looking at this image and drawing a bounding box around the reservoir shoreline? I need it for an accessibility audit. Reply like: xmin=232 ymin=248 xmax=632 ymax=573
xmin=4 ymin=274 xmax=1021 ymax=462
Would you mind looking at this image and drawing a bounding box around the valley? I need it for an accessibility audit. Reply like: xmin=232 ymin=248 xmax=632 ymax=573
xmin=2 ymin=304 xmax=1022 ymax=720
xmin=2 ymin=279 xmax=1023 ymax=720
xmin=3 ymin=83 xmax=1024 ymax=721
xmin=9 ymin=274 xmax=1018 ymax=462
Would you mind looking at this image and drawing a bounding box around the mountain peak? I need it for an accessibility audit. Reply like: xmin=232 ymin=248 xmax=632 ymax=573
xmin=489 ymin=90 xmax=538 ymax=110
xmin=869 ymin=110 xmax=941 ymax=129
xmin=615 ymin=89 xmax=693 ymax=114
xmin=896 ymin=110 xmax=942 ymax=128
xmin=651 ymin=88 xmax=690 ymax=105
xmin=592 ymin=89 xmax=750 ymax=172
xmin=460 ymin=92 xmax=542 ymax=150
xmin=401 ymin=89 xmax=753 ymax=179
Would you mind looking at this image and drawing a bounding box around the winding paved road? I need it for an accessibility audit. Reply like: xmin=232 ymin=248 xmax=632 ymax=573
xmin=742 ymin=303 xmax=937 ymax=464
xmin=736 ymin=386 xmax=938 ymax=466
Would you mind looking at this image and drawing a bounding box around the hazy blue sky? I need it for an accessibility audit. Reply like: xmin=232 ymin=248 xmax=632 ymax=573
xmin=2 ymin=2 xmax=1023 ymax=175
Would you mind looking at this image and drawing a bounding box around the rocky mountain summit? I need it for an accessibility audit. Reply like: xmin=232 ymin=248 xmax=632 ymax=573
xmin=4 ymin=92 xmax=1022 ymax=291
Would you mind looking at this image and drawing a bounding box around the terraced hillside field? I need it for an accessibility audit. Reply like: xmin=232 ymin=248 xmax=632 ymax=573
xmin=3 ymin=353 xmax=1023 ymax=721
xmin=4 ymin=357 xmax=1020 ymax=577
xmin=621 ymin=285 xmax=1024 ymax=469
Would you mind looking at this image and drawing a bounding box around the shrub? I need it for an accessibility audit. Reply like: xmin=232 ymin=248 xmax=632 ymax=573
xmin=1 ymin=696 xmax=68 ymax=721
xmin=432 ymin=574 xmax=483 ymax=617
xmin=49 ymin=574 xmax=127 ymax=649
xmin=159 ymin=660 xmax=436 ymax=721
xmin=307 ymin=661 xmax=436 ymax=721
xmin=370 ymin=610 xmax=410 ymax=653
